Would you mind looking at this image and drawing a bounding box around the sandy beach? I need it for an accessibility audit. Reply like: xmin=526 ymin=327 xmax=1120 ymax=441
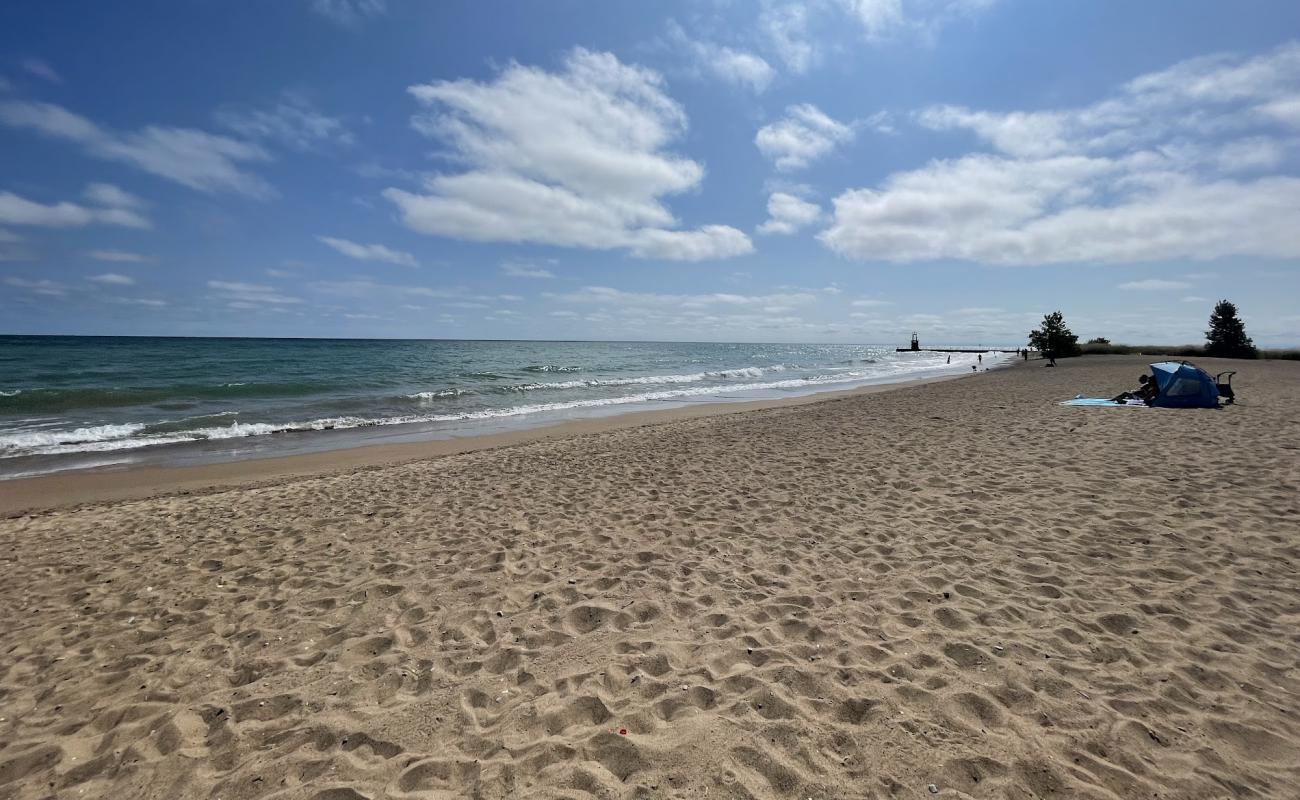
xmin=1 ymin=354 xmax=1298 ymax=799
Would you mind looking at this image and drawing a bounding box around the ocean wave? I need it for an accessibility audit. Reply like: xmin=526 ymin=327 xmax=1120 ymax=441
xmin=522 ymin=365 xmax=583 ymax=373
xmin=0 ymin=389 xmax=20 ymax=397
xmin=495 ymin=365 xmax=792 ymax=393
xmin=407 ymin=388 xmax=469 ymax=401
xmin=0 ymin=371 xmax=875 ymax=457
xmin=0 ymin=354 xmax=1012 ymax=459
xmin=0 ymin=423 xmax=150 ymax=452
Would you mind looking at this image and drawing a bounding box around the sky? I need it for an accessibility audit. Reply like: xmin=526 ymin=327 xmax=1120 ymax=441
xmin=2 ymin=1 xmax=1299 ymax=346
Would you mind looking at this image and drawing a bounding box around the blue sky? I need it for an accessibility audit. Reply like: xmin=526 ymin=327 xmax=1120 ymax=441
xmin=2 ymin=1 xmax=1299 ymax=345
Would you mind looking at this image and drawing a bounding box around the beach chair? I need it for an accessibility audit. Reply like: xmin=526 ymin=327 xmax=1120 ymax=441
xmin=1215 ymin=371 xmax=1236 ymax=404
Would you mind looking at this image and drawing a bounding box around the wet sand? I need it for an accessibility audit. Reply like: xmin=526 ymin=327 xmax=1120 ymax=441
xmin=1 ymin=355 xmax=1297 ymax=799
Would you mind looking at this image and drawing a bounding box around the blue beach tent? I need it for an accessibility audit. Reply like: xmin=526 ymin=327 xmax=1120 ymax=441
xmin=1149 ymin=361 xmax=1220 ymax=408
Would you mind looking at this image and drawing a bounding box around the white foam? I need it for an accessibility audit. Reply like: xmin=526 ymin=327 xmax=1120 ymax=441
xmin=0 ymin=423 xmax=148 ymax=452
xmin=496 ymin=364 xmax=793 ymax=393
xmin=407 ymin=388 xmax=468 ymax=400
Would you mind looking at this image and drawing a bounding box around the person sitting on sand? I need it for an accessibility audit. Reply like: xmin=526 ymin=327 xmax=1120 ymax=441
xmin=1111 ymin=374 xmax=1158 ymax=405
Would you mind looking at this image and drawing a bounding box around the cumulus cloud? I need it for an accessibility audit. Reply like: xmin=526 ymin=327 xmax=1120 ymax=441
xmin=758 ymin=0 xmax=996 ymax=70
xmin=384 ymin=48 xmax=752 ymax=261
xmin=216 ymin=95 xmax=353 ymax=151
xmin=757 ymin=192 xmax=822 ymax=235
xmin=840 ymin=0 xmax=904 ymax=38
xmin=0 ymin=100 xmax=271 ymax=196
xmin=755 ymin=104 xmax=854 ymax=170
xmin=821 ymin=42 xmax=1300 ymax=265
xmin=0 ymin=188 xmax=150 ymax=228
xmin=839 ymin=0 xmax=999 ymax=40
xmin=88 ymin=273 xmax=136 ymax=285
xmin=666 ymin=21 xmax=775 ymax=93
xmin=317 ymin=235 xmax=418 ymax=267
xmin=760 ymin=4 xmax=817 ymax=74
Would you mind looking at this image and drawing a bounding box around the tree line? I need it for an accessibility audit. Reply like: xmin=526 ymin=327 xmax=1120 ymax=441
xmin=1029 ymin=300 xmax=1260 ymax=359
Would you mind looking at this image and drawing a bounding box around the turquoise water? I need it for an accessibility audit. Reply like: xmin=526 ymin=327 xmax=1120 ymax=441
xmin=0 ymin=336 xmax=1004 ymax=476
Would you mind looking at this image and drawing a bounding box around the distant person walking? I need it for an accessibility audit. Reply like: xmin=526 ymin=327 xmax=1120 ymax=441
xmin=978 ymin=354 xmax=982 ymax=365
xmin=1023 ymin=349 xmax=1029 ymax=361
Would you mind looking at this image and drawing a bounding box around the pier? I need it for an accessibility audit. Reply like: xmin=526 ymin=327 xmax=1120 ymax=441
xmin=895 ymin=333 xmax=1024 ymax=354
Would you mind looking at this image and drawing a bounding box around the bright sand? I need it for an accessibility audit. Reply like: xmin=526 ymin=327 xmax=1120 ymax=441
xmin=1 ymin=355 xmax=1297 ymax=799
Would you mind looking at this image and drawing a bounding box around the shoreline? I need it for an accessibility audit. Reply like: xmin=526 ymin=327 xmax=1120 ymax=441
xmin=0 ymin=365 xmax=995 ymax=517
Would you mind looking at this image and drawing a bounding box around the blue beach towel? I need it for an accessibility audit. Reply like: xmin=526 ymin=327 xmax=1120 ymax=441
xmin=1060 ymin=396 xmax=1148 ymax=407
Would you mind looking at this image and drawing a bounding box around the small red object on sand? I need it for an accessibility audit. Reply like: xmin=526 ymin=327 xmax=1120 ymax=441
xmin=619 ymin=728 xmax=628 ymax=735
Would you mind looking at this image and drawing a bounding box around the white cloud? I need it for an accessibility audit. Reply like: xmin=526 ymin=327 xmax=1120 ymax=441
xmin=666 ymin=21 xmax=775 ymax=93
xmin=216 ymin=95 xmax=352 ymax=151
xmin=628 ymin=225 xmax=754 ymax=260
xmin=83 ymin=183 xmax=143 ymax=209
xmin=822 ymin=42 xmax=1300 ymax=265
xmin=841 ymin=0 xmax=904 ymax=38
xmin=111 ymin=297 xmax=167 ymax=307
xmin=757 ymin=192 xmax=822 ymax=235
xmin=21 ymin=58 xmax=61 ymax=84
xmin=1214 ymin=137 xmax=1284 ymax=172
xmin=502 ymin=262 xmax=556 ymax=279
xmin=0 ymin=101 xmax=272 ymax=196
xmin=1118 ymin=279 xmax=1192 ymax=290
xmin=88 ymin=273 xmax=136 ymax=285
xmin=310 ymin=0 xmax=385 ymax=26
xmin=917 ymin=105 xmax=1068 ymax=159
xmin=317 ymin=235 xmax=418 ymax=266
xmin=550 ymin=285 xmax=818 ymax=311
xmin=840 ymin=0 xmax=999 ymax=41
xmin=4 ymin=277 xmax=67 ymax=296
xmin=208 ymin=280 xmax=304 ymax=305
xmin=0 ymin=189 xmax=150 ymax=228
xmin=755 ymin=104 xmax=854 ymax=170
xmin=87 ymin=250 xmax=151 ymax=262
xmin=851 ymin=297 xmax=892 ymax=307
xmin=1260 ymin=95 xmax=1300 ymax=128
xmin=1181 ymin=295 xmax=1209 ymax=303
xmin=760 ymin=4 xmax=817 ymax=74
xmin=384 ymin=49 xmax=751 ymax=261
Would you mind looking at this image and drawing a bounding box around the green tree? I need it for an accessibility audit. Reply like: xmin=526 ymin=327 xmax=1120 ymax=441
xmin=1205 ymin=300 xmax=1257 ymax=358
xmin=1086 ymin=337 xmax=1111 ymax=344
xmin=1028 ymin=311 xmax=1081 ymax=357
